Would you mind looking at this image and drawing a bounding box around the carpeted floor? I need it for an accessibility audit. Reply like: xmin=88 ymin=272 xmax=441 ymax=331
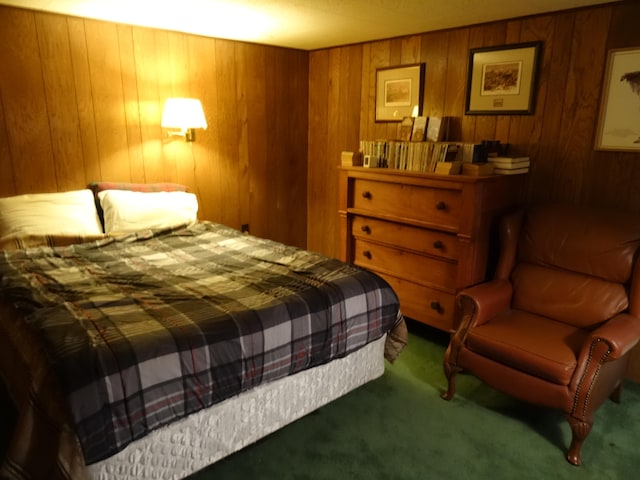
xmin=1 ymin=321 xmax=638 ymax=478
xmin=191 ymin=321 xmax=640 ymax=479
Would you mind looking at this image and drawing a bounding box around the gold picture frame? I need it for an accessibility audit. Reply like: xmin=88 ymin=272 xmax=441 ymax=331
xmin=375 ymin=63 xmax=425 ymax=122
xmin=595 ymin=47 xmax=640 ymax=152
xmin=465 ymin=42 xmax=542 ymax=115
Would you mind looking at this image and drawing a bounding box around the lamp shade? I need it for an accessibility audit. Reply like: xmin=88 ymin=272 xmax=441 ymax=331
xmin=161 ymin=98 xmax=207 ymax=130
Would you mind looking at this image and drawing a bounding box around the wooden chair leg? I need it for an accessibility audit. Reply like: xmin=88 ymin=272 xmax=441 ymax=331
xmin=566 ymin=415 xmax=593 ymax=466
xmin=441 ymin=363 xmax=462 ymax=401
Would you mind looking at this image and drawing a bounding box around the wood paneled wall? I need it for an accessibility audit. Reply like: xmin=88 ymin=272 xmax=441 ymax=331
xmin=308 ymin=1 xmax=640 ymax=258
xmin=2 ymin=3 xmax=640 ymax=257
xmin=0 ymin=6 xmax=309 ymax=248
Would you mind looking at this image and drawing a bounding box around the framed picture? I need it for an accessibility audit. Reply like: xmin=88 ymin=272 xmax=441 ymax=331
xmin=465 ymin=42 xmax=542 ymax=115
xmin=595 ymin=47 xmax=640 ymax=152
xmin=375 ymin=63 xmax=425 ymax=122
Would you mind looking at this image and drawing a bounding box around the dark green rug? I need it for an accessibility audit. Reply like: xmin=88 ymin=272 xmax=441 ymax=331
xmin=192 ymin=321 xmax=640 ymax=479
xmin=1 ymin=321 xmax=638 ymax=478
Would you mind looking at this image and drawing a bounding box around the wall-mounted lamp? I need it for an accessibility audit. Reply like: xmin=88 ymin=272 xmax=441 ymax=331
xmin=161 ymin=98 xmax=207 ymax=142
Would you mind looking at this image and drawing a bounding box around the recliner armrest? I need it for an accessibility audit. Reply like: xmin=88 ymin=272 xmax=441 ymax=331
xmin=588 ymin=313 xmax=640 ymax=360
xmin=456 ymin=279 xmax=513 ymax=329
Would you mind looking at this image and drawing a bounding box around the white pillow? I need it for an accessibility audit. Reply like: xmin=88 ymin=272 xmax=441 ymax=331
xmin=97 ymin=190 xmax=199 ymax=234
xmin=0 ymin=189 xmax=103 ymax=241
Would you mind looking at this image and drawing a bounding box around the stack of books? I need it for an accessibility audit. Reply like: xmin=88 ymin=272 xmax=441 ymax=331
xmin=488 ymin=156 xmax=530 ymax=175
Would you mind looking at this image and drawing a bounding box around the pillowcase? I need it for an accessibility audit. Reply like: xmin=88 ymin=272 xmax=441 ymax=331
xmin=97 ymin=189 xmax=199 ymax=234
xmin=87 ymin=181 xmax=189 ymax=230
xmin=0 ymin=189 xmax=103 ymax=243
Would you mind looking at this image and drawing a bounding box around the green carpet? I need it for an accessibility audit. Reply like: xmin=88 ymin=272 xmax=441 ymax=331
xmin=1 ymin=321 xmax=638 ymax=478
xmin=192 ymin=321 xmax=640 ymax=479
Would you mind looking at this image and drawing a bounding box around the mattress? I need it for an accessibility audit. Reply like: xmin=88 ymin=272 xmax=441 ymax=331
xmin=88 ymin=334 xmax=386 ymax=479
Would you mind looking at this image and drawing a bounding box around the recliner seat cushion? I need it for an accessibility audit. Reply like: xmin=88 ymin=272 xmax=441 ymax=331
xmin=466 ymin=309 xmax=589 ymax=385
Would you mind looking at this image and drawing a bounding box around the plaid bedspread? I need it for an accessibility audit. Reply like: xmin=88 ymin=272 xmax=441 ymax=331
xmin=0 ymin=222 xmax=401 ymax=465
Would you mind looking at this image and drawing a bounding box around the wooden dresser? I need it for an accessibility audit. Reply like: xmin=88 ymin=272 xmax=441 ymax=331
xmin=338 ymin=166 xmax=524 ymax=332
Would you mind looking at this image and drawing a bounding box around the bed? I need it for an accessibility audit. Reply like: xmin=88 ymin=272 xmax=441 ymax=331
xmin=0 ymin=183 xmax=406 ymax=480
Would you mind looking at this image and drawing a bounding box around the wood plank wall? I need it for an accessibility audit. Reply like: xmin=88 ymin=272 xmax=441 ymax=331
xmin=2 ymin=3 xmax=640 ymax=256
xmin=0 ymin=6 xmax=309 ymax=248
xmin=308 ymin=1 xmax=640 ymax=258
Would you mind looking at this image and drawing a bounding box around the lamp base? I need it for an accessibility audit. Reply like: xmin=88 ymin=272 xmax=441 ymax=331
xmin=166 ymin=128 xmax=196 ymax=142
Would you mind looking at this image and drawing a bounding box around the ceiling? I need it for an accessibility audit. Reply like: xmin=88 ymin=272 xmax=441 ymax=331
xmin=0 ymin=0 xmax=621 ymax=50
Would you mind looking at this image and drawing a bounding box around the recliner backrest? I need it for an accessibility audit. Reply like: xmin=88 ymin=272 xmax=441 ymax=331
xmin=510 ymin=205 xmax=640 ymax=329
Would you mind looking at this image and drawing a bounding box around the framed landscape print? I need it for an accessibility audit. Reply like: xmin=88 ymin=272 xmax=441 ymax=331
xmin=465 ymin=42 xmax=542 ymax=115
xmin=375 ymin=63 xmax=425 ymax=122
xmin=595 ymin=47 xmax=640 ymax=152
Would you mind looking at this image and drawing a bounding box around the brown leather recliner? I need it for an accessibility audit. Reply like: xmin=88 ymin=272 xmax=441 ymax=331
xmin=441 ymin=204 xmax=640 ymax=466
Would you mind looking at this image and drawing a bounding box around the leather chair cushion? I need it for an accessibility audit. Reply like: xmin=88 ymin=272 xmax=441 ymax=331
xmin=511 ymin=263 xmax=629 ymax=329
xmin=466 ymin=309 xmax=589 ymax=385
xmin=518 ymin=205 xmax=640 ymax=283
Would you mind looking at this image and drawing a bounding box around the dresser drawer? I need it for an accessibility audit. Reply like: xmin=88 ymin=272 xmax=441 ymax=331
xmin=351 ymin=215 xmax=459 ymax=261
xmin=377 ymin=272 xmax=456 ymax=332
xmin=352 ymin=179 xmax=461 ymax=230
xmin=354 ymin=239 xmax=457 ymax=291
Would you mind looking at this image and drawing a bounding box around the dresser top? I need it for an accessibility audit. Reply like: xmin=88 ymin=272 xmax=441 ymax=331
xmin=339 ymin=166 xmax=526 ymax=186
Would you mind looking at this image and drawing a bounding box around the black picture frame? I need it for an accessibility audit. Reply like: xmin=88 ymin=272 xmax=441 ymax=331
xmin=465 ymin=42 xmax=542 ymax=115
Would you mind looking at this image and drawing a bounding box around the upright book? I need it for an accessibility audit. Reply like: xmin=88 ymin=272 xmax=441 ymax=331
xmin=399 ymin=117 xmax=414 ymax=141
xmin=426 ymin=116 xmax=448 ymax=142
xmin=411 ymin=116 xmax=427 ymax=142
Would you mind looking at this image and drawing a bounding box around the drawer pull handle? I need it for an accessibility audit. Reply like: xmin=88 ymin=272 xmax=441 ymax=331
xmin=362 ymin=191 xmax=372 ymax=199
xmin=435 ymin=201 xmax=446 ymax=210
xmin=433 ymin=240 xmax=444 ymax=249
xmin=363 ymin=250 xmax=372 ymax=259
xmin=361 ymin=225 xmax=371 ymax=234
xmin=430 ymin=301 xmax=443 ymax=313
